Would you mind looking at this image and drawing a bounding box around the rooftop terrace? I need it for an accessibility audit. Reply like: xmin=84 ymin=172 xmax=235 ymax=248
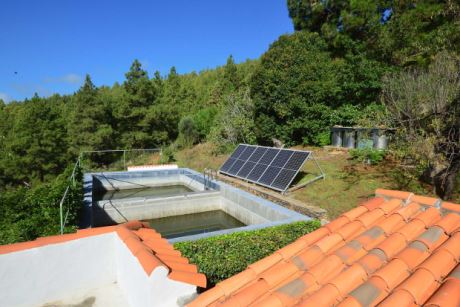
xmin=0 ymin=221 xmax=205 ymax=307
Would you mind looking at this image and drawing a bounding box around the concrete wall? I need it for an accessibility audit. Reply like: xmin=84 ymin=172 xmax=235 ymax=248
xmin=115 ymin=236 xmax=196 ymax=307
xmin=84 ymin=168 xmax=311 ymax=242
xmin=0 ymin=233 xmax=198 ymax=307
xmin=95 ymin=192 xmax=221 ymax=224
xmin=0 ymin=233 xmax=116 ymax=307
xmin=91 ymin=170 xmax=206 ymax=192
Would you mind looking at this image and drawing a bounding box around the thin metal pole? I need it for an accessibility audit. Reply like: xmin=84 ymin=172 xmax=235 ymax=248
xmin=123 ymin=150 xmax=126 ymax=170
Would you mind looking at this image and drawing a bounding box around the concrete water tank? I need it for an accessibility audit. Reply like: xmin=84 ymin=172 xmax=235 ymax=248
xmin=331 ymin=127 xmax=343 ymax=147
xmin=376 ymin=133 xmax=388 ymax=149
xmin=371 ymin=129 xmax=389 ymax=149
xmin=357 ymin=129 xmax=373 ymax=149
xmin=343 ymin=129 xmax=356 ymax=148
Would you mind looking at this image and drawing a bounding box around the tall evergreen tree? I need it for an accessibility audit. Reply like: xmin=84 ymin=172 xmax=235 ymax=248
xmin=68 ymin=74 xmax=114 ymax=156
xmin=117 ymin=60 xmax=156 ymax=148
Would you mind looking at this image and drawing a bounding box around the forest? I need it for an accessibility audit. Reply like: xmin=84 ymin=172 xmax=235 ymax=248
xmin=0 ymin=0 xmax=459 ymax=243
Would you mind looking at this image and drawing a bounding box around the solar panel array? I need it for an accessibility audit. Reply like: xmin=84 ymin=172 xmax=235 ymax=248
xmin=219 ymin=144 xmax=311 ymax=192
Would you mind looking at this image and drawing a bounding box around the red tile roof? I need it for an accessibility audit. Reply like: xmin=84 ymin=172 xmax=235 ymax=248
xmin=189 ymin=189 xmax=460 ymax=307
xmin=0 ymin=221 xmax=206 ymax=288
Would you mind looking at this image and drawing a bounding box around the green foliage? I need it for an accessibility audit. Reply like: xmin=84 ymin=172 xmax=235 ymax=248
xmin=251 ymin=31 xmax=386 ymax=145
xmin=287 ymin=0 xmax=460 ymax=65
xmin=176 ymin=116 xmax=199 ymax=148
xmin=350 ymin=148 xmax=386 ymax=165
xmin=192 ymin=107 xmax=218 ymax=140
xmin=209 ymin=87 xmax=256 ymax=152
xmin=0 ymin=165 xmax=83 ymax=244
xmin=174 ymin=220 xmax=320 ymax=286
xmin=382 ymin=52 xmax=460 ymax=199
xmin=159 ymin=145 xmax=176 ymax=164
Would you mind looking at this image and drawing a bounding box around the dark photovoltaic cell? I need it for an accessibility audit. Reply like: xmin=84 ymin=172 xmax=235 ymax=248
xmin=272 ymin=169 xmax=297 ymax=190
xmin=247 ymin=163 xmax=267 ymax=182
xmin=271 ymin=150 xmax=294 ymax=168
xmin=230 ymin=144 xmax=247 ymax=159
xmin=249 ymin=147 xmax=267 ymax=163
xmin=284 ymin=151 xmax=310 ymax=170
xmin=258 ymin=166 xmax=282 ymax=186
xmin=239 ymin=146 xmax=256 ymax=160
xmin=220 ymin=158 xmax=236 ymax=173
xmin=237 ymin=161 xmax=256 ymax=178
xmin=228 ymin=159 xmax=245 ymax=175
xmin=259 ymin=148 xmax=279 ymax=165
xmin=219 ymin=144 xmax=311 ymax=192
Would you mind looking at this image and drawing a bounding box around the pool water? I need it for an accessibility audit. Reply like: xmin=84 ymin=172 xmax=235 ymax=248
xmin=94 ymin=184 xmax=193 ymax=201
xmin=143 ymin=210 xmax=245 ymax=239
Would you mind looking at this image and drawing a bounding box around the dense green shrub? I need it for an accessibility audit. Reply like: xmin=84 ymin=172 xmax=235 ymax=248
xmin=0 ymin=165 xmax=83 ymax=244
xmin=250 ymin=31 xmax=387 ymax=146
xmin=176 ymin=116 xmax=199 ymax=148
xmin=159 ymin=145 xmax=176 ymax=164
xmin=350 ymin=148 xmax=386 ymax=165
xmin=174 ymin=220 xmax=320 ymax=287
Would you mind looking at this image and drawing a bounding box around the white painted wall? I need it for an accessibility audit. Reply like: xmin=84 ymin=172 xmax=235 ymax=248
xmin=114 ymin=236 xmax=196 ymax=307
xmin=128 ymin=164 xmax=179 ymax=171
xmin=0 ymin=233 xmax=116 ymax=307
xmin=0 ymin=233 xmax=198 ymax=307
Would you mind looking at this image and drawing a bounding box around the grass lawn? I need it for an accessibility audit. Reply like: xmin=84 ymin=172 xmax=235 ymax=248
xmin=289 ymin=147 xmax=394 ymax=219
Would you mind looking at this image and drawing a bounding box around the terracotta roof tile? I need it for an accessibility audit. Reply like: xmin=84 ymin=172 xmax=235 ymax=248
xmin=189 ymin=189 xmax=460 ymax=307
xmin=442 ymin=201 xmax=460 ymax=214
xmin=424 ymin=264 xmax=460 ymax=307
xmin=0 ymin=221 xmax=207 ymax=288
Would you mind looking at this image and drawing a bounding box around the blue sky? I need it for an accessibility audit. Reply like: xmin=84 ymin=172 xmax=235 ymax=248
xmin=0 ymin=0 xmax=293 ymax=102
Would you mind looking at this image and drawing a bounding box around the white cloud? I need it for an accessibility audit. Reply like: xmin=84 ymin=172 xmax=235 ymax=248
xmin=0 ymin=92 xmax=11 ymax=103
xmin=44 ymin=73 xmax=82 ymax=84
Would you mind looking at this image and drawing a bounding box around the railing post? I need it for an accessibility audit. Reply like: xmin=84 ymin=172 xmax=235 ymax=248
xmin=60 ymin=199 xmax=63 ymax=235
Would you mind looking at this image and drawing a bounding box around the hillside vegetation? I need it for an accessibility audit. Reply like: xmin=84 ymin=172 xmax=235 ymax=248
xmin=0 ymin=0 xmax=459 ymax=243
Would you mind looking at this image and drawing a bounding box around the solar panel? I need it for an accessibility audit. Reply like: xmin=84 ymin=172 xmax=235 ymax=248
xmin=258 ymin=166 xmax=282 ymax=186
xmin=247 ymin=163 xmax=267 ymax=182
xmin=271 ymin=150 xmax=294 ymax=167
xmin=230 ymin=144 xmax=247 ymax=159
xmin=239 ymin=146 xmax=256 ymax=160
xmin=220 ymin=158 xmax=236 ymax=173
xmin=259 ymin=148 xmax=279 ymax=165
xmin=284 ymin=151 xmax=310 ymax=170
xmin=272 ymin=169 xmax=297 ymax=190
xmin=248 ymin=147 xmax=267 ymax=163
xmin=228 ymin=159 xmax=245 ymax=174
xmin=219 ymin=144 xmax=311 ymax=192
xmin=237 ymin=161 xmax=256 ymax=178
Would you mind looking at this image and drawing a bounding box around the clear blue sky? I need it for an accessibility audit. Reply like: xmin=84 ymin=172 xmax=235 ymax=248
xmin=0 ymin=0 xmax=293 ymax=102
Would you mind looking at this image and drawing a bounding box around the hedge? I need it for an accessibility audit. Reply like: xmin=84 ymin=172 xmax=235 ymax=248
xmin=174 ymin=220 xmax=320 ymax=287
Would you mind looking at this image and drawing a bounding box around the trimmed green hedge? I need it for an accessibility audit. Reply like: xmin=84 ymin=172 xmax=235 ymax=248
xmin=174 ymin=220 xmax=320 ymax=287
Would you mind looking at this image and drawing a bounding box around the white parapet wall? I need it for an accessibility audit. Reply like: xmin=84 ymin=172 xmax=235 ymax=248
xmin=127 ymin=164 xmax=179 ymax=171
xmin=0 ymin=233 xmax=116 ymax=307
xmin=0 ymin=230 xmax=199 ymax=307
xmin=115 ymin=235 xmax=196 ymax=307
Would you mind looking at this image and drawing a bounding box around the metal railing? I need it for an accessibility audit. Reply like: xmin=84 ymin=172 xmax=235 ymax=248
xmin=59 ymin=148 xmax=161 ymax=234
xmin=59 ymin=155 xmax=82 ymax=234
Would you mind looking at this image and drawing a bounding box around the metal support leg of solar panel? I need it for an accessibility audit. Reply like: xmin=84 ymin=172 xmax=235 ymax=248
xmin=218 ymin=144 xmax=325 ymax=195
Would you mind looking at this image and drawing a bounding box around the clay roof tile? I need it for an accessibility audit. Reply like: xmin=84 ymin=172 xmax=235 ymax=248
xmin=424 ymin=278 xmax=460 ymax=307
xmin=169 ymin=271 xmax=207 ymax=288
xmin=189 ymin=190 xmax=460 ymax=306
xmin=375 ymin=189 xmax=412 ymax=201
